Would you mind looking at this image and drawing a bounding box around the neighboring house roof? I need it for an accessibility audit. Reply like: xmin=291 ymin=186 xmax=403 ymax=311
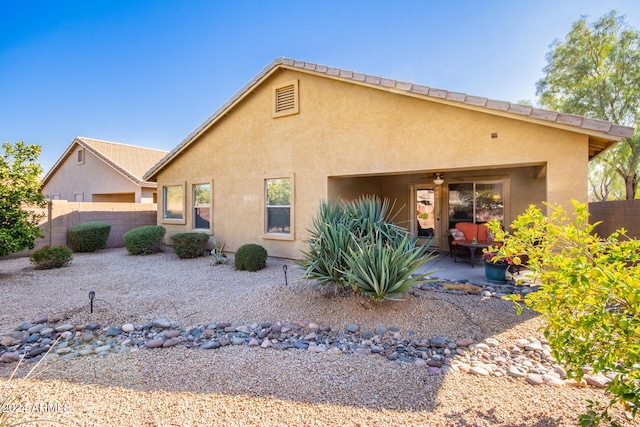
xmin=43 ymin=137 xmax=169 ymax=188
xmin=144 ymin=57 xmax=635 ymax=181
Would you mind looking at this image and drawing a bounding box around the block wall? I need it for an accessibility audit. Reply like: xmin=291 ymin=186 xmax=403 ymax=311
xmin=589 ymin=199 xmax=640 ymax=239
xmin=5 ymin=201 xmax=157 ymax=257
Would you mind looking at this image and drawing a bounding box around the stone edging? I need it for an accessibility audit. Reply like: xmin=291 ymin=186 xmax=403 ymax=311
xmin=1 ymin=314 xmax=611 ymax=390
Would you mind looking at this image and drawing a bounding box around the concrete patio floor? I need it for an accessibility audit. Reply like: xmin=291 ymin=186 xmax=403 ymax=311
xmin=417 ymin=250 xmax=533 ymax=285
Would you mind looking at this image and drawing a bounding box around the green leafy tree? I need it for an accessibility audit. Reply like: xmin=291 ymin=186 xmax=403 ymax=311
xmin=489 ymin=202 xmax=639 ymax=426
xmin=266 ymin=179 xmax=290 ymax=205
xmin=194 ymin=184 xmax=210 ymax=205
xmin=0 ymin=141 xmax=47 ymax=256
xmin=536 ymin=11 xmax=640 ymax=199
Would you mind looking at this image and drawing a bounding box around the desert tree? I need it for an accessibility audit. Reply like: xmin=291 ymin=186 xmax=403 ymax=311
xmin=536 ymin=10 xmax=640 ymax=199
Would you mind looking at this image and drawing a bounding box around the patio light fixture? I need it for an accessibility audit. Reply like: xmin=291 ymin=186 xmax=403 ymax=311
xmin=433 ymin=173 xmax=444 ymax=186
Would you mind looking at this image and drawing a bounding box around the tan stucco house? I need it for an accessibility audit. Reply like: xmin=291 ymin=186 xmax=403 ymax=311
xmin=42 ymin=137 xmax=168 ymax=203
xmin=144 ymin=58 xmax=633 ymax=259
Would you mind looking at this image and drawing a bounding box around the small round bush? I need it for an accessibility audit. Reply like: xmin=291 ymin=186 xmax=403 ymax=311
xmin=69 ymin=221 xmax=111 ymax=252
xmin=170 ymin=232 xmax=210 ymax=259
xmin=234 ymin=244 xmax=268 ymax=272
xmin=124 ymin=225 xmax=166 ymax=255
xmin=30 ymin=246 xmax=73 ymax=269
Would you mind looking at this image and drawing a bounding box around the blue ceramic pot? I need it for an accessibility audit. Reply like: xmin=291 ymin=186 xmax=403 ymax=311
xmin=485 ymin=261 xmax=509 ymax=282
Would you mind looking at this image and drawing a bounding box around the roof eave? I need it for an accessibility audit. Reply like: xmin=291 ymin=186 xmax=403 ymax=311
xmin=44 ymin=136 xmax=167 ymax=189
xmin=144 ymin=58 xmax=287 ymax=181
xmin=40 ymin=137 xmax=83 ymax=188
xmin=78 ymin=138 xmax=145 ymax=187
xmin=143 ymin=57 xmax=634 ymax=180
xmin=294 ymin=65 xmax=633 ymax=141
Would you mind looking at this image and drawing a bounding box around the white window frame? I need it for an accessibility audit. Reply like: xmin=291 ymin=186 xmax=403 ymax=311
xmin=192 ymin=182 xmax=212 ymax=232
xmin=77 ymin=148 xmax=85 ymax=164
xmin=161 ymin=182 xmax=186 ymax=224
xmin=263 ymin=175 xmax=294 ymax=241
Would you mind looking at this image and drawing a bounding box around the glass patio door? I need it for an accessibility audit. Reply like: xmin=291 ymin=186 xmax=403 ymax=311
xmin=413 ymin=186 xmax=439 ymax=247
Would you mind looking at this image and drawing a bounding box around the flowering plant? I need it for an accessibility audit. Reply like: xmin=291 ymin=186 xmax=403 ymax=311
xmin=482 ymin=248 xmax=514 ymax=265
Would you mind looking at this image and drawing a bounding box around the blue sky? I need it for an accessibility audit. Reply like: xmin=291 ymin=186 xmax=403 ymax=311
xmin=2 ymin=0 xmax=640 ymax=172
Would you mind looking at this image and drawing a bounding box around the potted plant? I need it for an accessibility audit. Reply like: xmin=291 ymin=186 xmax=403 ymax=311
xmin=482 ymin=248 xmax=513 ymax=282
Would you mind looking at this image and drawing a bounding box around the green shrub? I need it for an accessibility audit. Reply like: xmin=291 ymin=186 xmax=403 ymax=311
xmin=493 ymin=202 xmax=640 ymax=424
xmin=123 ymin=225 xmax=166 ymax=255
xmin=234 ymin=244 xmax=268 ymax=272
xmin=171 ymin=232 xmax=209 ymax=259
xmin=69 ymin=221 xmax=111 ymax=252
xmin=297 ymin=195 xmax=435 ymax=300
xmin=29 ymin=246 xmax=73 ymax=269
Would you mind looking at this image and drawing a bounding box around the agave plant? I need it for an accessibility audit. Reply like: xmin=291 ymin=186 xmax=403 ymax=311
xmin=344 ymin=231 xmax=434 ymax=301
xmin=210 ymin=238 xmax=227 ymax=266
xmin=342 ymin=195 xmax=406 ymax=245
xmin=298 ymin=195 xmax=435 ymax=300
xmin=297 ymin=200 xmax=352 ymax=290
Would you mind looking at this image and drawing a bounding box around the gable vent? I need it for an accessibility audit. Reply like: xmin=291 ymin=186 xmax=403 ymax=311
xmin=276 ymin=85 xmax=295 ymax=112
xmin=272 ymin=80 xmax=299 ymax=117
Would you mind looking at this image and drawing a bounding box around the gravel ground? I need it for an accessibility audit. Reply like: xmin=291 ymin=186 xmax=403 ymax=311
xmin=0 ymin=248 xmax=636 ymax=426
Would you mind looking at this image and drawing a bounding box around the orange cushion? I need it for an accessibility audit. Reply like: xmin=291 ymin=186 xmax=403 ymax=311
xmin=477 ymin=224 xmax=489 ymax=241
xmin=455 ymin=222 xmax=478 ymax=240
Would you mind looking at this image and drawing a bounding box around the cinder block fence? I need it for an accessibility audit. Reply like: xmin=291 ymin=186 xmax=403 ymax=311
xmin=6 ymin=201 xmax=157 ymax=257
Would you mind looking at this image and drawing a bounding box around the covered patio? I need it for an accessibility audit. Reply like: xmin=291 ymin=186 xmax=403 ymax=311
xmin=417 ymin=249 xmax=533 ymax=286
xmin=327 ymin=164 xmax=546 ymax=251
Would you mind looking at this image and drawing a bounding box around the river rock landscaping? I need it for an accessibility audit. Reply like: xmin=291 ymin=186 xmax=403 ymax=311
xmin=0 ymin=316 xmax=609 ymax=390
xmin=0 ymin=248 xmax=635 ymax=426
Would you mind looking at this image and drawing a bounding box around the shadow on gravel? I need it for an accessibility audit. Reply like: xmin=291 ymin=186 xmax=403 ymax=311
xmin=0 ymin=249 xmax=574 ymax=424
xmin=443 ymin=408 xmax=564 ymax=427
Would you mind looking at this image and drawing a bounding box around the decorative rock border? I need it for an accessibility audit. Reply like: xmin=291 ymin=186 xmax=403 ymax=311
xmin=1 ymin=313 xmax=611 ymax=391
xmin=418 ymin=278 xmax=540 ymax=299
